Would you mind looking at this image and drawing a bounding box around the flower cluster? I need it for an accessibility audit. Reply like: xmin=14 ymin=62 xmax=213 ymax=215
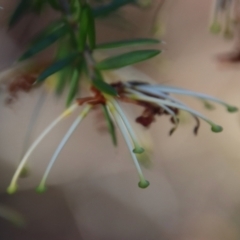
xmin=210 ymin=0 xmax=238 ymax=38
xmin=6 ymin=79 xmax=238 ymax=193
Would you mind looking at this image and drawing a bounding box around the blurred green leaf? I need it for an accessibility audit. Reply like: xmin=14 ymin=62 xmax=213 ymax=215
xmin=66 ymin=67 xmax=81 ymax=107
xmin=56 ymin=38 xmax=72 ymax=59
xmin=96 ymin=38 xmax=160 ymax=49
xmin=102 ymin=104 xmax=117 ymax=146
xmin=9 ymin=0 xmax=31 ymax=28
xmin=48 ymin=0 xmax=61 ymax=10
xmin=64 ymin=19 xmax=78 ymax=49
xmin=56 ymin=67 xmax=72 ymax=95
xmin=0 ymin=205 xmax=26 ymax=228
xmin=55 ymin=41 xmax=73 ymax=95
xmin=31 ymin=19 xmax=65 ymax=45
xmin=94 ymin=68 xmax=104 ymax=80
xmin=70 ymin=0 xmax=81 ymax=20
xmin=37 ymin=52 xmax=79 ymax=82
xmin=92 ymin=78 xmax=117 ymax=96
xmin=19 ymin=25 xmax=68 ymax=61
xmin=93 ymin=0 xmax=135 ymax=17
xmin=78 ymin=6 xmax=89 ymax=51
xmin=96 ymin=49 xmax=161 ymax=70
xmin=87 ymin=6 xmax=96 ymax=50
xmin=32 ymin=0 xmax=47 ymax=14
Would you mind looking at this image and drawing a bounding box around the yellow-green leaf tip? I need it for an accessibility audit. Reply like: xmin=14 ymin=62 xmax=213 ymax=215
xmin=133 ymin=147 xmax=145 ymax=154
xmin=36 ymin=185 xmax=47 ymax=194
xmin=7 ymin=185 xmax=17 ymax=194
xmin=227 ymin=106 xmax=238 ymax=113
xmin=138 ymin=180 xmax=150 ymax=189
xmin=211 ymin=125 xmax=223 ymax=133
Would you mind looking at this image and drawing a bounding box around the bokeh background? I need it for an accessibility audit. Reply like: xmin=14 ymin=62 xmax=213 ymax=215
xmin=1 ymin=0 xmax=240 ymax=239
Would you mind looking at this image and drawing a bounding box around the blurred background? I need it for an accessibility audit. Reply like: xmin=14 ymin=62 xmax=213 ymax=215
xmin=1 ymin=0 xmax=240 ymax=239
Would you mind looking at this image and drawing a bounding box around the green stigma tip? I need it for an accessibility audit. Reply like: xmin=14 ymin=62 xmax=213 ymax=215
xmin=210 ymin=22 xmax=221 ymax=34
xmin=35 ymin=185 xmax=47 ymax=194
xmin=211 ymin=125 xmax=223 ymax=133
xmin=133 ymin=147 xmax=145 ymax=154
xmin=138 ymin=180 xmax=150 ymax=189
xmin=7 ymin=185 xmax=17 ymax=194
xmin=227 ymin=106 xmax=238 ymax=113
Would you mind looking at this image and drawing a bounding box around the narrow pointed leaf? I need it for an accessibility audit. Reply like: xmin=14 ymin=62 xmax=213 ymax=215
xmin=66 ymin=67 xmax=81 ymax=107
xmin=93 ymin=0 xmax=135 ymax=17
xmin=56 ymin=67 xmax=72 ymax=95
xmin=64 ymin=20 xmax=78 ymax=48
xmin=31 ymin=19 xmax=65 ymax=45
xmin=78 ymin=6 xmax=89 ymax=51
xmin=96 ymin=50 xmax=161 ymax=70
xmin=70 ymin=0 xmax=81 ymax=20
xmin=92 ymin=79 xmax=117 ymax=96
xmin=9 ymin=0 xmax=31 ymax=28
xmin=102 ymin=105 xmax=117 ymax=146
xmin=55 ymin=41 xmax=72 ymax=95
xmin=96 ymin=38 xmax=160 ymax=49
xmin=37 ymin=52 xmax=79 ymax=82
xmin=87 ymin=6 xmax=96 ymax=50
xmin=19 ymin=26 xmax=68 ymax=61
xmin=94 ymin=68 xmax=104 ymax=80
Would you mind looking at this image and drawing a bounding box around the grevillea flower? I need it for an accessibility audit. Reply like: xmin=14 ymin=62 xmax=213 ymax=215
xmin=6 ymin=77 xmax=238 ymax=193
xmin=208 ymin=0 xmax=240 ymax=63
xmin=210 ymin=0 xmax=238 ymax=38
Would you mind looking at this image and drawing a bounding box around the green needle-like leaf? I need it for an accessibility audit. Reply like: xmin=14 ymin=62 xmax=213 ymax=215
xmin=56 ymin=67 xmax=72 ymax=95
xmin=54 ymin=41 xmax=73 ymax=95
xmin=102 ymin=105 xmax=117 ymax=146
xmin=31 ymin=19 xmax=65 ymax=45
xmin=66 ymin=67 xmax=80 ymax=107
xmin=19 ymin=25 xmax=68 ymax=61
xmin=92 ymin=78 xmax=118 ymax=96
xmin=9 ymin=0 xmax=31 ymax=28
xmin=64 ymin=20 xmax=78 ymax=49
xmin=93 ymin=0 xmax=135 ymax=17
xmin=37 ymin=52 xmax=79 ymax=82
xmin=96 ymin=38 xmax=160 ymax=49
xmin=70 ymin=0 xmax=81 ymax=21
xmin=87 ymin=6 xmax=96 ymax=50
xmin=96 ymin=49 xmax=161 ymax=70
xmin=78 ymin=6 xmax=89 ymax=51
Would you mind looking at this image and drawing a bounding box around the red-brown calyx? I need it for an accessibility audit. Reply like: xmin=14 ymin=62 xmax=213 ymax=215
xmin=76 ymin=87 xmax=106 ymax=106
